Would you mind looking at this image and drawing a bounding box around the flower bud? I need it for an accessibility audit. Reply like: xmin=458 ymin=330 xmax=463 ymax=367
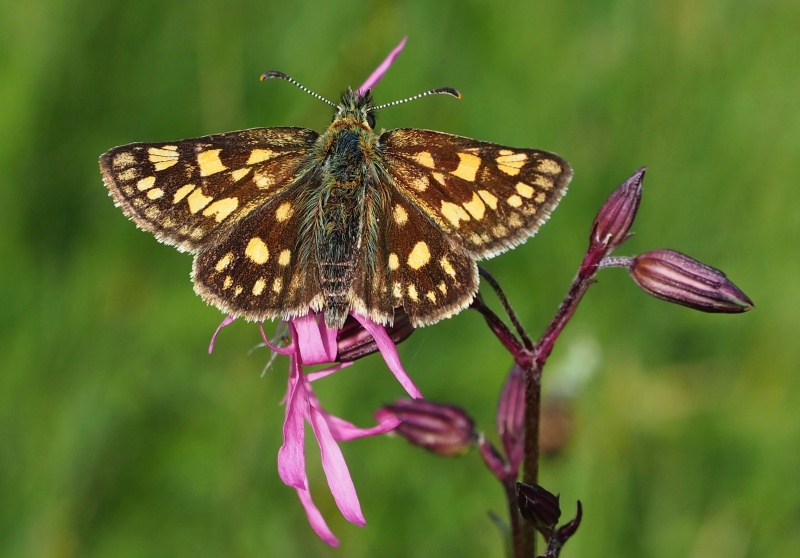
xmin=589 ymin=167 xmax=645 ymax=257
xmin=497 ymin=364 xmax=525 ymax=472
xmin=630 ymin=249 xmax=754 ymax=313
xmin=337 ymin=308 xmax=414 ymax=361
xmin=376 ymin=399 xmax=476 ymax=457
xmin=516 ymin=482 xmax=561 ymax=534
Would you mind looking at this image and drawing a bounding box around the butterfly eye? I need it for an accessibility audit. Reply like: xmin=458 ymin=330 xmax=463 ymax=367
xmin=366 ymin=112 xmax=376 ymax=129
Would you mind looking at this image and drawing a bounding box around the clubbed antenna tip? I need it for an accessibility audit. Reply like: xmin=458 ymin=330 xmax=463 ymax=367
xmin=260 ymin=71 xmax=336 ymax=107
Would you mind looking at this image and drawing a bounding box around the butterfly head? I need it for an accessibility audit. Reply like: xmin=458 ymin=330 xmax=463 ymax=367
xmin=334 ymin=88 xmax=377 ymax=130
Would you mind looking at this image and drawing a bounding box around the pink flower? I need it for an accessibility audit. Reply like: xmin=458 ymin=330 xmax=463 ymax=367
xmin=272 ymin=313 xmax=420 ymax=545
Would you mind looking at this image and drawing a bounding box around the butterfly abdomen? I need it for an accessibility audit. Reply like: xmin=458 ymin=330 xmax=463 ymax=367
xmin=316 ymin=127 xmax=372 ymax=327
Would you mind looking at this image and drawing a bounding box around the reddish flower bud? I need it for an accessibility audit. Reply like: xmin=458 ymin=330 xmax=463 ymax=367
xmin=497 ymin=364 xmax=525 ymax=472
xmin=516 ymin=482 xmax=561 ymax=535
xmin=630 ymin=249 xmax=754 ymax=313
xmin=376 ymin=399 xmax=476 ymax=457
xmin=336 ymin=308 xmax=414 ymax=361
xmin=590 ymin=167 xmax=645 ymax=257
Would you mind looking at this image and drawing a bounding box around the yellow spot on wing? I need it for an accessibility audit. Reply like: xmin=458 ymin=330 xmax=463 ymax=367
xmin=425 ymin=291 xmax=436 ymax=303
xmin=230 ymin=167 xmax=252 ymax=182
xmin=441 ymin=201 xmax=471 ymax=227
xmin=440 ymin=257 xmax=456 ymax=277
xmin=407 ymin=284 xmax=419 ymax=301
xmin=412 ymin=151 xmax=435 ymax=168
xmin=276 ymin=202 xmax=293 ymax=222
xmin=393 ymin=205 xmax=408 ymax=225
xmin=197 ymin=149 xmax=227 ymax=177
xmin=432 ymin=172 xmax=446 ymax=186
xmin=407 ymin=241 xmax=431 ymax=270
xmin=533 ymin=174 xmax=554 ymax=190
xmin=136 ymin=176 xmax=156 ymax=191
xmin=462 ymin=192 xmax=486 ymax=219
xmin=507 ymin=195 xmax=523 ymax=208
xmin=451 ymin=152 xmax=481 ymax=181
xmin=146 ymin=188 xmax=164 ymax=200
xmin=515 ymin=182 xmax=535 ymax=198
xmin=245 ymin=237 xmax=269 ymax=264
xmin=478 ymin=190 xmax=498 ymax=210
xmin=202 ymin=197 xmax=239 ymax=222
xmin=252 ymin=278 xmax=266 ymax=296
xmin=148 ymin=146 xmax=179 ymax=171
xmin=388 ymin=253 xmax=400 ymax=270
xmin=438 ymin=281 xmax=447 ymax=295
xmin=187 ymin=188 xmax=212 ymax=213
xmin=117 ymin=168 xmax=138 ymax=181
xmin=254 ymin=172 xmax=274 ymax=189
xmin=113 ymin=152 xmax=136 ymax=168
xmin=173 ymin=184 xmax=195 ymax=203
xmin=223 ymin=276 xmax=233 ymax=289
xmin=411 ymin=175 xmax=428 ymax=192
xmin=496 ymin=152 xmax=528 ymax=176
xmin=537 ymin=158 xmax=562 ymax=174
xmin=278 ymin=249 xmax=291 ymax=266
xmin=392 ymin=281 xmax=402 ymax=299
xmin=272 ymin=278 xmax=283 ymax=293
xmin=247 ymin=149 xmax=276 ymax=165
xmin=215 ymin=252 xmax=234 ymax=272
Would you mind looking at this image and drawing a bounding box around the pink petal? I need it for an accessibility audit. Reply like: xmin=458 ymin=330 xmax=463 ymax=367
xmin=308 ymin=402 xmax=366 ymax=526
xmin=295 ymin=486 xmax=340 ymax=547
xmin=357 ymin=36 xmax=407 ymax=95
xmin=259 ymin=322 xmax=295 ymax=355
xmin=307 ymin=362 xmax=352 ymax=383
xmin=293 ymin=314 xmax=338 ymax=364
xmin=208 ymin=315 xmax=235 ymax=354
xmin=352 ymin=313 xmax=422 ymax=398
xmin=277 ymin=358 xmax=309 ymax=489
xmin=325 ymin=412 xmax=400 ymax=442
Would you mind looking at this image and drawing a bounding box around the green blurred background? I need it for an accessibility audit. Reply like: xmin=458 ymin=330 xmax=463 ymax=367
xmin=2 ymin=0 xmax=798 ymax=556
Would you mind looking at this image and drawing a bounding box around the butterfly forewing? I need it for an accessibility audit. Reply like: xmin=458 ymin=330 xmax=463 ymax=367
xmin=380 ymin=129 xmax=572 ymax=260
xmin=100 ymin=127 xmax=318 ymax=252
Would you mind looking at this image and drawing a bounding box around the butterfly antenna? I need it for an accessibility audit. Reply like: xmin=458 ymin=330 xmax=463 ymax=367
xmin=372 ymin=87 xmax=462 ymax=111
xmin=260 ymin=71 xmax=337 ymax=107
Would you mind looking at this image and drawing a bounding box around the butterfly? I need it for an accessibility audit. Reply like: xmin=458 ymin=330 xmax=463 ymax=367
xmin=99 ymin=72 xmax=572 ymax=329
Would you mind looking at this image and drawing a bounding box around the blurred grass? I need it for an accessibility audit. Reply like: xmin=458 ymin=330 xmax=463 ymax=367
xmin=1 ymin=0 xmax=798 ymax=556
